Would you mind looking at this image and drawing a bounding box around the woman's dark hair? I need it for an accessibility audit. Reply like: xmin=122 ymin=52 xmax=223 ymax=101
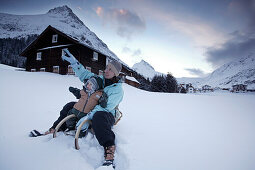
xmin=111 ymin=76 xmax=119 ymax=83
xmin=105 ymin=76 xmax=121 ymax=87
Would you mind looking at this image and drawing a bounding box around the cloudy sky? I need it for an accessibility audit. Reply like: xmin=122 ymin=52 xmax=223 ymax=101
xmin=1 ymin=0 xmax=255 ymax=77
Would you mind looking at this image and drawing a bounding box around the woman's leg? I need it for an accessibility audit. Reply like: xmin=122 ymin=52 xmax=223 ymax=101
xmin=92 ymin=111 xmax=115 ymax=147
xmin=92 ymin=111 xmax=116 ymax=167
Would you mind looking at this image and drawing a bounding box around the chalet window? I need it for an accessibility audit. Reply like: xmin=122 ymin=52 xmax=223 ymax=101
xmin=68 ymin=65 xmax=74 ymax=75
xmin=86 ymin=66 xmax=91 ymax=72
xmin=52 ymin=34 xmax=58 ymax=43
xmin=106 ymin=58 xmax=110 ymax=66
xmin=93 ymin=52 xmax=98 ymax=61
xmin=62 ymin=48 xmax=68 ymax=56
xmin=36 ymin=52 xmax=42 ymax=61
xmin=40 ymin=68 xmax=46 ymax=72
xmin=31 ymin=69 xmax=36 ymax=72
xmin=53 ymin=66 xmax=59 ymax=74
xmin=99 ymin=70 xmax=104 ymax=76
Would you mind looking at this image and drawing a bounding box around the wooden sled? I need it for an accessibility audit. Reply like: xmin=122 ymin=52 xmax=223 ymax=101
xmin=53 ymin=109 xmax=123 ymax=150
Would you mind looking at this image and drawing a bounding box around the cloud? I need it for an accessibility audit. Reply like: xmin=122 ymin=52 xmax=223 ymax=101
xmin=122 ymin=47 xmax=142 ymax=56
xmin=132 ymin=49 xmax=142 ymax=57
xmin=95 ymin=7 xmax=146 ymax=38
xmin=205 ymin=0 xmax=255 ymax=67
xmin=122 ymin=46 xmax=143 ymax=64
xmin=122 ymin=47 xmax=132 ymax=53
xmin=185 ymin=68 xmax=207 ymax=77
xmin=135 ymin=3 xmax=229 ymax=48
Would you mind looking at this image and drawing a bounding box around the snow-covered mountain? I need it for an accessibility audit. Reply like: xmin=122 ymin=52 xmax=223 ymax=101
xmin=132 ymin=60 xmax=163 ymax=80
xmin=0 ymin=5 xmax=121 ymax=62
xmin=202 ymin=53 xmax=255 ymax=89
xmin=177 ymin=53 xmax=255 ymax=89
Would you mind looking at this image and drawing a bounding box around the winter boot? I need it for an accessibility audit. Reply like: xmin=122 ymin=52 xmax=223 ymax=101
xmin=78 ymin=129 xmax=88 ymax=138
xmin=64 ymin=128 xmax=76 ymax=136
xmin=102 ymin=145 xmax=116 ymax=169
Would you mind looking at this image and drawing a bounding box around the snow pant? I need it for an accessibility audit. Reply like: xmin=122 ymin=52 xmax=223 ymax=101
xmin=66 ymin=108 xmax=87 ymax=129
xmin=50 ymin=102 xmax=76 ymax=131
xmin=92 ymin=111 xmax=115 ymax=147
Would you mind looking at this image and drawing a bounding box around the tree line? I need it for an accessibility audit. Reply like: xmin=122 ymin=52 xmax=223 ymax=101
xmin=133 ymin=72 xmax=178 ymax=93
xmin=0 ymin=35 xmax=38 ymax=67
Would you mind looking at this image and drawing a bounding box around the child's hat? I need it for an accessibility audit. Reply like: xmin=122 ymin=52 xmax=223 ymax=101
xmin=88 ymin=77 xmax=103 ymax=90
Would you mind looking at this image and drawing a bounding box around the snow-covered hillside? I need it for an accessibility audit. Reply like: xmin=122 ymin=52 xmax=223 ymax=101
xmin=1 ymin=64 xmax=255 ymax=170
xmin=0 ymin=5 xmax=120 ymax=62
xmin=203 ymin=53 xmax=255 ymax=89
xmin=177 ymin=54 xmax=255 ymax=89
xmin=132 ymin=60 xmax=163 ymax=80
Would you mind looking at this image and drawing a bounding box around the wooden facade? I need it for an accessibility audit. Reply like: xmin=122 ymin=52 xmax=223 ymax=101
xmin=231 ymin=84 xmax=247 ymax=92
xmin=20 ymin=25 xmax=133 ymax=77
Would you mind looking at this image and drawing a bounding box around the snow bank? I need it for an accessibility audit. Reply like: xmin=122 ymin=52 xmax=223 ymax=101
xmin=0 ymin=64 xmax=255 ymax=170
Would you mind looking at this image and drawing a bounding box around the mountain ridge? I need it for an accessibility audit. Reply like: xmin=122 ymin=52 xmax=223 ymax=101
xmin=177 ymin=53 xmax=255 ymax=89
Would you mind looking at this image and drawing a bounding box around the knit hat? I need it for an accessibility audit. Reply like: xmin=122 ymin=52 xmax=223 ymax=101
xmin=108 ymin=60 xmax=122 ymax=76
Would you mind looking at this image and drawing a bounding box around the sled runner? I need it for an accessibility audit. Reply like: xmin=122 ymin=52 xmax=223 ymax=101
xmin=53 ymin=108 xmax=123 ymax=150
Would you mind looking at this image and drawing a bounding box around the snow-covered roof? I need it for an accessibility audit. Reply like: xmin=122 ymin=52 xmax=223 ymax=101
xmin=126 ymin=76 xmax=139 ymax=83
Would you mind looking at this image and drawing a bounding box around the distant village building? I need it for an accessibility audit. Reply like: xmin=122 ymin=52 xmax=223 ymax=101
xmin=178 ymin=84 xmax=186 ymax=93
xmin=20 ymin=25 xmax=133 ymax=77
xmin=177 ymin=83 xmax=195 ymax=93
xmin=231 ymin=84 xmax=247 ymax=92
xmin=20 ymin=25 xmax=142 ymax=88
xmin=202 ymin=85 xmax=213 ymax=92
xmin=186 ymin=83 xmax=195 ymax=93
xmin=214 ymin=87 xmax=222 ymax=91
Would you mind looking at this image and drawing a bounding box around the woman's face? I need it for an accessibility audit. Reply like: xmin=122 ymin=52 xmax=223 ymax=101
xmin=104 ymin=65 xmax=115 ymax=79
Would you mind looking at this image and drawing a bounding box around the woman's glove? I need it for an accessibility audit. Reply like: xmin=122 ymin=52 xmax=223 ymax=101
xmin=69 ymin=87 xmax=81 ymax=99
xmin=76 ymin=115 xmax=90 ymax=131
xmin=99 ymin=91 xmax=108 ymax=108
xmin=61 ymin=49 xmax=78 ymax=65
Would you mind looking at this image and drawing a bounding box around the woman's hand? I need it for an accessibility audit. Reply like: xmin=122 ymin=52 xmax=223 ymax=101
xmin=61 ymin=49 xmax=78 ymax=64
xmin=76 ymin=115 xmax=90 ymax=131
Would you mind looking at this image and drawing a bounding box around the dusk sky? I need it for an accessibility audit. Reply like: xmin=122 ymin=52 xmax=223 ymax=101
xmin=1 ymin=0 xmax=254 ymax=77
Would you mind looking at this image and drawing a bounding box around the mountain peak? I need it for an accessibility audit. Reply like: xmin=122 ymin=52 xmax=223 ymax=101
xmin=47 ymin=5 xmax=72 ymax=15
xmin=132 ymin=60 xmax=163 ymax=80
xmin=137 ymin=59 xmax=155 ymax=70
xmin=47 ymin=5 xmax=84 ymax=26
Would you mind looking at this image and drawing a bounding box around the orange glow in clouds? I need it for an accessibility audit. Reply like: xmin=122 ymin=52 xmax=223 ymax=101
xmin=96 ymin=6 xmax=103 ymax=16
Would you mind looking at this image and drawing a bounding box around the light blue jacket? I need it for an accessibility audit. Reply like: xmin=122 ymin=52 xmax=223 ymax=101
xmin=73 ymin=63 xmax=124 ymax=119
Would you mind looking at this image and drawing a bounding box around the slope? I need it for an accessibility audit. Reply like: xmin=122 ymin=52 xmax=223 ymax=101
xmin=0 ymin=64 xmax=255 ymax=170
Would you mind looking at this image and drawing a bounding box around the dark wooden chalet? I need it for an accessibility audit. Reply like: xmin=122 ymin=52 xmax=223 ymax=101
xmin=20 ymin=25 xmax=133 ymax=77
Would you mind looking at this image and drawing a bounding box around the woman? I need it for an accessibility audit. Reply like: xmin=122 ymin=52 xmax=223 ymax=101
xmin=62 ymin=49 xmax=124 ymax=169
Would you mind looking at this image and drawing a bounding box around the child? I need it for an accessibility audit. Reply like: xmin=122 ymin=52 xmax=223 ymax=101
xmin=65 ymin=76 xmax=104 ymax=132
xmin=40 ymin=76 xmax=104 ymax=137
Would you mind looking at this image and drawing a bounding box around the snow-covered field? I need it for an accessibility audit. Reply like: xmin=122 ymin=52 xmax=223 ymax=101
xmin=0 ymin=64 xmax=255 ymax=170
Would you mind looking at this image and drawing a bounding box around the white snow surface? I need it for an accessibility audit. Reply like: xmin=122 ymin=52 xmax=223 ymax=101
xmin=1 ymin=64 xmax=255 ymax=170
xmin=0 ymin=5 xmax=122 ymax=63
xmin=132 ymin=60 xmax=163 ymax=80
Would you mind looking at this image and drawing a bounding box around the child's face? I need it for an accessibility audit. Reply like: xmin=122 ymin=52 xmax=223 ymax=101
xmin=86 ymin=81 xmax=93 ymax=91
